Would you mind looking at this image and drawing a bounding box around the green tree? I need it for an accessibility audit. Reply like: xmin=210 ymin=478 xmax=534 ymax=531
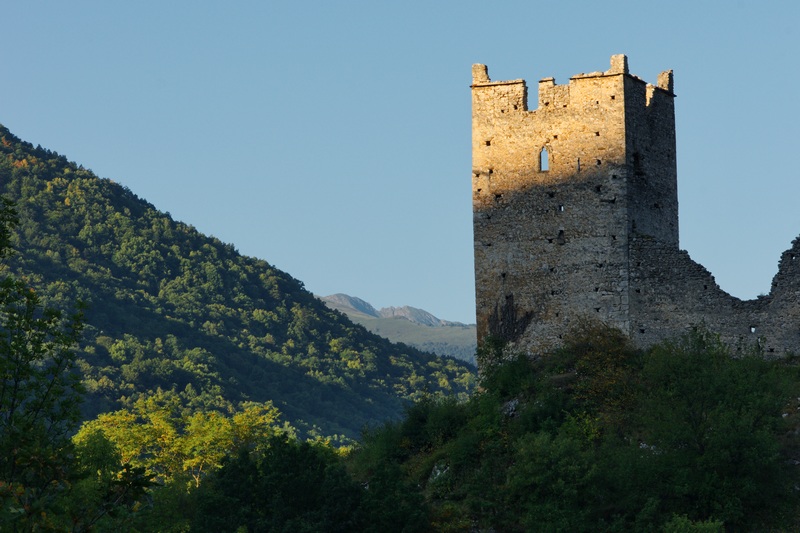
xmin=0 ymin=198 xmax=85 ymax=529
xmin=192 ymin=436 xmax=369 ymax=533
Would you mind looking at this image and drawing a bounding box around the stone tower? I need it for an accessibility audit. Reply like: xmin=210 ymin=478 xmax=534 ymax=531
xmin=473 ymin=55 xmax=675 ymax=353
xmin=472 ymin=55 xmax=800 ymax=357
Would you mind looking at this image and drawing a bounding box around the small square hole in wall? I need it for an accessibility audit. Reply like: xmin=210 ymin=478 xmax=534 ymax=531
xmin=513 ymin=104 xmax=518 ymax=110
xmin=596 ymin=159 xmax=602 ymax=166
xmin=547 ymin=191 xmax=555 ymax=198
xmin=595 ymin=131 xmax=600 ymax=136
xmin=488 ymin=168 xmax=494 ymax=174
xmin=611 ymin=95 xmax=616 ymax=100
xmin=558 ymin=205 xmax=565 ymax=212
xmin=553 ymin=134 xmax=558 ymax=140
xmin=639 ymin=328 xmax=645 ymax=334
xmin=595 ymin=185 xmax=602 ymax=193
xmin=485 ymin=140 xmax=491 ymax=146
xmin=595 ymin=308 xmax=601 ymax=312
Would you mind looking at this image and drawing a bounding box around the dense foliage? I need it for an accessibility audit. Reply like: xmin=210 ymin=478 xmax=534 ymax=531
xmin=348 ymin=326 xmax=800 ymax=531
xmin=0 ymin=124 xmax=475 ymax=438
xmin=0 ymin=198 xmax=151 ymax=530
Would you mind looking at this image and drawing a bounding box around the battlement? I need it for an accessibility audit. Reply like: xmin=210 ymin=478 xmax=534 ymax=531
xmin=472 ymin=55 xmax=674 ymax=117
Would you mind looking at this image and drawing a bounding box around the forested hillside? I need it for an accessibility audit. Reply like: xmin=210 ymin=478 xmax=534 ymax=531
xmin=0 ymin=124 xmax=475 ymax=438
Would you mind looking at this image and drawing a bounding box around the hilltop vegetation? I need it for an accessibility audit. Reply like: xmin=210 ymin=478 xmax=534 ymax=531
xmin=348 ymin=326 xmax=800 ymax=531
xmin=0 ymin=124 xmax=474 ymax=438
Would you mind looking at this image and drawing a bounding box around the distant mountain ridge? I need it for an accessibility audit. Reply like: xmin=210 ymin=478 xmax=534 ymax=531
xmin=322 ymin=293 xmax=471 ymax=327
xmin=322 ymin=294 xmax=477 ymax=365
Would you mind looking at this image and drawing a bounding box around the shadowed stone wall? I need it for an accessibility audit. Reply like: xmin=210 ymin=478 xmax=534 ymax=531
xmin=472 ymin=55 xmax=800 ymax=357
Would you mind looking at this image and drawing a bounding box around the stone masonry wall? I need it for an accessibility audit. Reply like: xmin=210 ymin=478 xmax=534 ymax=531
xmin=472 ymin=55 xmax=800 ymax=357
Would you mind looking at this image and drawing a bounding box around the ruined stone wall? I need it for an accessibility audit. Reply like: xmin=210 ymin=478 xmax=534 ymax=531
xmin=472 ymin=55 xmax=800 ymax=357
xmin=630 ymin=236 xmax=800 ymax=356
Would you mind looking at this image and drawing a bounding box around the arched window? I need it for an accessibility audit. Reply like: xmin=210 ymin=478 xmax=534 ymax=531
xmin=540 ymin=147 xmax=550 ymax=171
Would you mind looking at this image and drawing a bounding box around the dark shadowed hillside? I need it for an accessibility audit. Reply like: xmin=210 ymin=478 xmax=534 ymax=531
xmin=0 ymin=125 xmax=475 ymax=438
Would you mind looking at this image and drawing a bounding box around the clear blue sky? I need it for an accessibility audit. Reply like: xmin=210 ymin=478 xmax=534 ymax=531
xmin=1 ymin=1 xmax=798 ymax=324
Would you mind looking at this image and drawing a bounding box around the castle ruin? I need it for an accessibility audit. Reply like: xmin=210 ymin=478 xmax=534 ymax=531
xmin=472 ymin=54 xmax=800 ymax=356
